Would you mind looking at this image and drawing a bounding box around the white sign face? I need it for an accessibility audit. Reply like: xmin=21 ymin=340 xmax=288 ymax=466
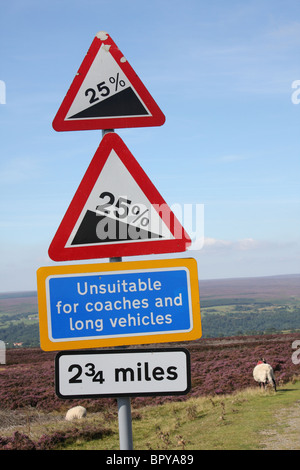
xmin=65 ymin=43 xmax=150 ymax=121
xmin=52 ymin=32 xmax=165 ymax=131
xmin=55 ymin=348 xmax=191 ymax=398
xmin=48 ymin=133 xmax=191 ymax=262
xmin=65 ymin=148 xmax=174 ymax=248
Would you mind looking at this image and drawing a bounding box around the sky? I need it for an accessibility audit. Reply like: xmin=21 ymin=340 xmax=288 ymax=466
xmin=0 ymin=0 xmax=299 ymax=292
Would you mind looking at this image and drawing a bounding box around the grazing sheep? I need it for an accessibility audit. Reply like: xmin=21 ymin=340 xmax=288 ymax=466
xmin=65 ymin=405 xmax=87 ymax=421
xmin=253 ymin=361 xmax=276 ymax=391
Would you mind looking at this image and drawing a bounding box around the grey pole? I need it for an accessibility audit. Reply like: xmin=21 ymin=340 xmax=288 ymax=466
xmin=109 ymin=257 xmax=134 ymax=450
xmin=103 ymin=125 xmax=133 ymax=450
xmin=117 ymin=396 xmax=134 ymax=450
xmin=102 ymin=128 xmax=114 ymax=137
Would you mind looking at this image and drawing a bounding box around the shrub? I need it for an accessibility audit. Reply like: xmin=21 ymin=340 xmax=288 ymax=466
xmin=1 ymin=333 xmax=299 ymax=413
xmin=0 ymin=426 xmax=113 ymax=450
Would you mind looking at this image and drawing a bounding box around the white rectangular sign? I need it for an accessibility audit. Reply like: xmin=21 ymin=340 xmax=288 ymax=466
xmin=55 ymin=348 xmax=191 ymax=398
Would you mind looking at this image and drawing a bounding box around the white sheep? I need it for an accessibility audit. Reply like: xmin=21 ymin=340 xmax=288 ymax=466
xmin=253 ymin=362 xmax=276 ymax=391
xmin=65 ymin=405 xmax=87 ymax=421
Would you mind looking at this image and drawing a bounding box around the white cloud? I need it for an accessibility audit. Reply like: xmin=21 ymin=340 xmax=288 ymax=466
xmin=203 ymin=237 xmax=232 ymax=248
xmin=236 ymin=238 xmax=260 ymax=251
xmin=198 ymin=237 xmax=261 ymax=252
xmin=193 ymin=237 xmax=300 ymax=280
xmin=266 ymin=21 xmax=300 ymax=47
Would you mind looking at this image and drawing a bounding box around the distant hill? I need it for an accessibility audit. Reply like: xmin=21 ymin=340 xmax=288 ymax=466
xmin=197 ymin=274 xmax=300 ymax=337
xmin=0 ymin=274 xmax=299 ymax=344
xmin=1 ymin=273 xmax=299 ymax=304
xmin=0 ymin=291 xmax=37 ymax=299
xmin=199 ymin=274 xmax=300 ymax=301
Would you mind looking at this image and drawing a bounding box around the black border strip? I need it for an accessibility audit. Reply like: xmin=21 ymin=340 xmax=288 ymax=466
xmin=55 ymin=347 xmax=191 ymax=399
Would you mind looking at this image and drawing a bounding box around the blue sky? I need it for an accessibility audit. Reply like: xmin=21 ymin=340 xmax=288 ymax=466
xmin=0 ymin=0 xmax=299 ymax=292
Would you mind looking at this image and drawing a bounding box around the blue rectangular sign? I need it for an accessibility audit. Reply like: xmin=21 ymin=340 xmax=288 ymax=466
xmin=49 ymin=269 xmax=190 ymax=340
xmin=37 ymin=259 xmax=201 ymax=350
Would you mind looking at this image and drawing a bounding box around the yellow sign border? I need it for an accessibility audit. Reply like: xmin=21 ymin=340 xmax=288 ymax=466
xmin=37 ymin=258 xmax=201 ymax=351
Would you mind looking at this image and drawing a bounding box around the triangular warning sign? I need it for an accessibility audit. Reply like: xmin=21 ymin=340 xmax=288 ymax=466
xmin=52 ymin=32 xmax=165 ymax=131
xmin=48 ymin=133 xmax=191 ymax=261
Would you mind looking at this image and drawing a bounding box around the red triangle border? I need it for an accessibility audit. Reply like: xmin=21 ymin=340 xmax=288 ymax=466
xmin=48 ymin=133 xmax=191 ymax=261
xmin=52 ymin=33 xmax=166 ymax=131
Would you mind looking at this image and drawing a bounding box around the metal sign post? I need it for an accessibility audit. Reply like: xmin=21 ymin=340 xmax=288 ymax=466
xmin=110 ymin=255 xmax=133 ymax=450
xmin=117 ymin=397 xmax=133 ymax=450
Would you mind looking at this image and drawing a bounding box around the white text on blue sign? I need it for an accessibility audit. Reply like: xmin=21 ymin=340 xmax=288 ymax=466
xmin=47 ymin=267 xmax=193 ymax=342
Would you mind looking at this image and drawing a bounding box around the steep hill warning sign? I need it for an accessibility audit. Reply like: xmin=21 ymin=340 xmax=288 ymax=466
xmin=48 ymin=133 xmax=191 ymax=261
xmin=52 ymin=32 xmax=165 ymax=131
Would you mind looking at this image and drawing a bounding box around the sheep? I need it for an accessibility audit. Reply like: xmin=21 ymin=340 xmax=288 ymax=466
xmin=65 ymin=405 xmax=87 ymax=421
xmin=253 ymin=361 xmax=276 ymax=392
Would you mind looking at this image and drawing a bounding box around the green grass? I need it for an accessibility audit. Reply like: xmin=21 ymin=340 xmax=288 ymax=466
xmin=2 ymin=380 xmax=299 ymax=450
xmin=60 ymin=379 xmax=300 ymax=450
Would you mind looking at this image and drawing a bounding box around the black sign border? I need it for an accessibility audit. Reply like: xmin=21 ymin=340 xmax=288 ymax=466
xmin=55 ymin=347 xmax=191 ymax=399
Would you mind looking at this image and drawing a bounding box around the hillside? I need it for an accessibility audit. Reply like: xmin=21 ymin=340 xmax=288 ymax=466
xmin=0 ymin=332 xmax=300 ymax=450
xmin=0 ymin=274 xmax=299 ymax=346
xmin=0 ymin=275 xmax=299 ymax=449
xmin=199 ymin=274 xmax=300 ymax=337
xmin=199 ymin=274 xmax=300 ymax=301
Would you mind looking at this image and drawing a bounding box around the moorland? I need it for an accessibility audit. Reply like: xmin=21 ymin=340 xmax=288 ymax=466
xmin=0 ymin=273 xmax=299 ymax=346
xmin=0 ymin=273 xmax=299 ymax=450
